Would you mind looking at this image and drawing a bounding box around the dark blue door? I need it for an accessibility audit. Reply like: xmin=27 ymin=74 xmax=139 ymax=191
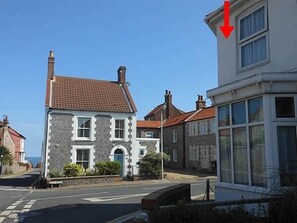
xmin=114 ymin=149 xmax=124 ymax=177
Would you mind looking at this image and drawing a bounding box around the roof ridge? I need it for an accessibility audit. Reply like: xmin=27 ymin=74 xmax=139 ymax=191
xmin=55 ymin=75 xmax=116 ymax=83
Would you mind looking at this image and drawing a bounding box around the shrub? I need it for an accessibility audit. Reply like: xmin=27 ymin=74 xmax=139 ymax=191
xmin=63 ymin=163 xmax=84 ymax=177
xmin=138 ymin=152 xmax=170 ymax=179
xmin=0 ymin=146 xmax=13 ymax=166
xmin=49 ymin=168 xmax=64 ymax=178
xmin=94 ymin=161 xmax=120 ymax=175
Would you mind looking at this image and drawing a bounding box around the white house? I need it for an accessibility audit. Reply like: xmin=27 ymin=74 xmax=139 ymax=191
xmin=205 ymin=0 xmax=297 ymax=201
xmin=42 ymin=51 xmax=159 ymax=178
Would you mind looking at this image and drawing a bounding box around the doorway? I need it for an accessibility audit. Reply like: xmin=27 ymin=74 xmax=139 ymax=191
xmin=114 ymin=149 xmax=124 ymax=177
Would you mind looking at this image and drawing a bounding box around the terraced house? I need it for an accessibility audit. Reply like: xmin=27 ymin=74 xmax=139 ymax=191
xmin=206 ymin=0 xmax=297 ymax=201
xmin=42 ymin=51 xmax=159 ymax=177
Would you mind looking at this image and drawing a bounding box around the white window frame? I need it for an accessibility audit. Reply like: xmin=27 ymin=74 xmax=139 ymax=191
xmin=71 ymin=145 xmax=95 ymax=170
xmin=139 ymin=148 xmax=146 ymax=158
xmin=73 ymin=116 xmax=95 ymax=141
xmin=115 ymin=119 xmax=125 ymax=140
xmin=217 ymin=97 xmax=266 ymax=187
xmin=172 ymin=129 xmax=178 ymax=142
xmin=237 ymin=3 xmax=269 ymax=71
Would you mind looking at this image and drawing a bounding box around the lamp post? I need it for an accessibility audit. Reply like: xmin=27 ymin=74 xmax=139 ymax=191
xmin=160 ymin=105 xmax=166 ymax=180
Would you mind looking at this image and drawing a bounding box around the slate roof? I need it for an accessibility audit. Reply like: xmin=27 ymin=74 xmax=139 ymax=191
xmin=47 ymin=75 xmax=137 ymax=113
xmin=137 ymin=120 xmax=161 ymax=129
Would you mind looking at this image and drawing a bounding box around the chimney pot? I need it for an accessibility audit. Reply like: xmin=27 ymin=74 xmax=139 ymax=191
xmin=196 ymin=94 xmax=206 ymax=110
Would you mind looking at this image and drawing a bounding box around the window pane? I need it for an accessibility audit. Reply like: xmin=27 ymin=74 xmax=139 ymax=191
xmin=219 ymin=129 xmax=232 ymax=183
xmin=277 ymin=126 xmax=297 ymax=186
xmin=275 ymin=97 xmax=295 ymax=118
xmin=253 ymin=36 xmax=267 ymax=64
xmin=232 ymin=101 xmax=246 ymax=125
xmin=241 ymin=42 xmax=253 ymax=67
xmin=83 ymin=150 xmax=89 ymax=161
xmin=250 ymin=125 xmax=266 ymax=187
xmin=83 ymin=129 xmax=90 ymax=138
xmin=248 ymin=97 xmax=263 ymax=122
xmin=240 ymin=14 xmax=253 ymax=40
xmin=77 ymin=150 xmax=82 ymax=161
xmin=233 ymin=128 xmax=248 ymax=185
xmin=253 ymin=7 xmax=265 ymax=33
xmin=77 ymin=129 xmax=84 ymax=138
xmin=218 ymin=105 xmax=230 ymax=127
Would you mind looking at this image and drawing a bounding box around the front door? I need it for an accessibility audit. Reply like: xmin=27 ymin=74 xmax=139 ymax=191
xmin=114 ymin=149 xmax=124 ymax=177
xmin=201 ymin=147 xmax=209 ymax=170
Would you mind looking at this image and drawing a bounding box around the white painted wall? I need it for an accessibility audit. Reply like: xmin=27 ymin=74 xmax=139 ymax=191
xmin=215 ymin=0 xmax=297 ymax=86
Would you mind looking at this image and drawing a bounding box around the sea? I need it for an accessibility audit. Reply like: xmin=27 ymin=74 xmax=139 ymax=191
xmin=26 ymin=157 xmax=41 ymax=168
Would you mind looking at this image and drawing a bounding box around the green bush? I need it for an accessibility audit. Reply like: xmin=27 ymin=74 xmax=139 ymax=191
xmin=94 ymin=161 xmax=120 ymax=175
xmin=138 ymin=152 xmax=170 ymax=179
xmin=0 ymin=146 xmax=13 ymax=166
xmin=49 ymin=168 xmax=64 ymax=178
xmin=63 ymin=163 xmax=84 ymax=177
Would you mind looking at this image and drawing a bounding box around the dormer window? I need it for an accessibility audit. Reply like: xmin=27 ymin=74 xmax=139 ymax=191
xmin=238 ymin=5 xmax=268 ymax=69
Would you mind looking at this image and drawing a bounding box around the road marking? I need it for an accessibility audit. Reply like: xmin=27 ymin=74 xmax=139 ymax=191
xmin=12 ymin=201 xmax=22 ymax=206
xmin=141 ymin=186 xmax=167 ymax=191
xmin=0 ymin=217 xmax=5 ymax=222
xmin=1 ymin=210 xmax=12 ymax=216
xmin=23 ymin=205 xmax=32 ymax=209
xmin=23 ymin=191 xmax=108 ymax=202
xmin=27 ymin=200 xmax=36 ymax=205
xmin=83 ymin=193 xmax=149 ymax=203
xmin=7 ymin=205 xmax=17 ymax=210
xmin=0 ymin=187 xmax=28 ymax=192
xmin=191 ymin=183 xmax=205 ymax=186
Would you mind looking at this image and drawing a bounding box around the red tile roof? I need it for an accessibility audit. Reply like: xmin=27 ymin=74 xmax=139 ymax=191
xmin=137 ymin=120 xmax=161 ymax=128
xmin=48 ymin=76 xmax=137 ymax=113
xmin=144 ymin=103 xmax=165 ymax=118
xmin=187 ymin=107 xmax=215 ymax=122
xmin=163 ymin=111 xmax=195 ymax=128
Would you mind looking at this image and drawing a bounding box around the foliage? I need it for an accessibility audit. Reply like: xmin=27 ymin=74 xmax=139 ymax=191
xmin=94 ymin=161 xmax=120 ymax=175
xmin=49 ymin=168 xmax=64 ymax=178
xmin=157 ymin=204 xmax=264 ymax=223
xmin=137 ymin=152 xmax=170 ymax=179
xmin=0 ymin=146 xmax=13 ymax=166
xmin=63 ymin=163 xmax=84 ymax=177
xmin=268 ymin=186 xmax=297 ymax=223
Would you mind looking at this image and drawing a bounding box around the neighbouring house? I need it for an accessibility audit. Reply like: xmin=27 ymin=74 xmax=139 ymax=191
xmin=185 ymin=103 xmax=216 ymax=172
xmin=205 ymin=0 xmax=297 ymax=201
xmin=163 ymin=111 xmax=195 ymax=169
xmin=144 ymin=90 xmax=183 ymax=121
xmin=42 ymin=51 xmax=159 ymax=178
xmin=0 ymin=116 xmax=26 ymax=163
xmin=137 ymin=120 xmax=160 ymax=139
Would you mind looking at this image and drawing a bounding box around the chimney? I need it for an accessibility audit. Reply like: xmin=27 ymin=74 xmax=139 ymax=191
xmin=48 ymin=50 xmax=55 ymax=80
xmin=164 ymin=90 xmax=172 ymax=118
xmin=3 ymin=115 xmax=9 ymax=127
xmin=196 ymin=95 xmax=206 ymax=110
xmin=117 ymin=66 xmax=126 ymax=84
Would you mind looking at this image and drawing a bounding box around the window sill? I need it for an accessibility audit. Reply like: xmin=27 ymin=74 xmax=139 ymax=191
xmin=237 ymin=59 xmax=270 ymax=74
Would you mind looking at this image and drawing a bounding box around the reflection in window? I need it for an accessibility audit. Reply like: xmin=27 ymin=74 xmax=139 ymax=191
xmin=250 ymin=125 xmax=266 ymax=186
xmin=77 ymin=117 xmax=91 ymax=138
xmin=277 ymin=126 xmax=297 ymax=186
xmin=275 ymin=97 xmax=295 ymax=118
xmin=248 ymin=97 xmax=263 ymax=122
xmin=76 ymin=149 xmax=90 ymax=169
xmin=232 ymin=101 xmax=246 ymax=125
xmin=233 ymin=127 xmax=248 ymax=185
xmin=219 ymin=129 xmax=231 ymax=183
xmin=218 ymin=105 xmax=230 ymax=127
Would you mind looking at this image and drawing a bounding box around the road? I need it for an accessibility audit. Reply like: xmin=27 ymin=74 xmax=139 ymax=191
xmin=0 ymin=174 xmax=216 ymax=223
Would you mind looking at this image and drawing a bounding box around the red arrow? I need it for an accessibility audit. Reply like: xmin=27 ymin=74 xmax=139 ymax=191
xmin=219 ymin=1 xmax=234 ymax=39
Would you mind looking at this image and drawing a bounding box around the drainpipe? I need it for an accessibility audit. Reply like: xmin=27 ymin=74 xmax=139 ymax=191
xmin=183 ymin=122 xmax=186 ymax=169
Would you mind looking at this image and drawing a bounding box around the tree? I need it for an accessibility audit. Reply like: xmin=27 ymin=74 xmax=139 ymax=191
xmin=138 ymin=152 xmax=170 ymax=179
xmin=0 ymin=146 xmax=13 ymax=166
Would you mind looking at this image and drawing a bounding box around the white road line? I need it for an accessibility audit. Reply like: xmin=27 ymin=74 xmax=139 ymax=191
xmin=23 ymin=205 xmax=32 ymax=209
xmin=23 ymin=191 xmax=109 ymax=202
xmin=0 ymin=217 xmax=5 ymax=222
xmin=21 ymin=209 xmax=30 ymax=213
xmin=12 ymin=201 xmax=22 ymax=206
xmin=141 ymin=186 xmax=167 ymax=191
xmin=7 ymin=206 xmax=17 ymax=210
xmin=83 ymin=193 xmax=149 ymax=203
xmin=0 ymin=188 xmax=28 ymax=192
xmin=191 ymin=183 xmax=205 ymax=186
xmin=1 ymin=210 xmax=12 ymax=216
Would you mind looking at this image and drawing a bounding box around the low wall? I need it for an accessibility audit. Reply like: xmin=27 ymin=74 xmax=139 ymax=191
xmin=47 ymin=175 xmax=121 ymax=187
xmin=0 ymin=163 xmax=29 ymax=175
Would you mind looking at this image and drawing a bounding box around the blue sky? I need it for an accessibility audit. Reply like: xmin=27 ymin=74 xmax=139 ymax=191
xmin=0 ymin=0 xmax=222 ymax=157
